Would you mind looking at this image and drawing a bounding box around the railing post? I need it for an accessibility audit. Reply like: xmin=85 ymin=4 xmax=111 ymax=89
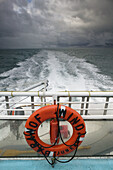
xmin=69 ymin=96 xmax=72 ymax=108
xmin=5 ymin=96 xmax=9 ymax=115
xmin=81 ymin=97 xmax=85 ymax=115
xmin=104 ymin=97 xmax=109 ymax=115
xmin=31 ymin=96 xmax=34 ymax=114
xmin=41 ymin=96 xmax=43 ymax=106
xmin=43 ymin=88 xmax=46 ymax=106
xmin=57 ymin=96 xmax=60 ymax=105
xmin=85 ymin=97 xmax=89 ymax=115
xmin=53 ymin=95 xmax=57 ymax=105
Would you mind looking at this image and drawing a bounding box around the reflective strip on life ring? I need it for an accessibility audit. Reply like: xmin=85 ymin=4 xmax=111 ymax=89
xmin=12 ymin=110 xmax=15 ymax=115
xmin=24 ymin=105 xmax=86 ymax=157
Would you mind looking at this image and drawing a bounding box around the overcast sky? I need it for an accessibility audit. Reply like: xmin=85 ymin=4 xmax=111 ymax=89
xmin=0 ymin=0 xmax=113 ymax=49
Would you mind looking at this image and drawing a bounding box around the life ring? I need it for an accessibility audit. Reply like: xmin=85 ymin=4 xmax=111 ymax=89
xmin=24 ymin=105 xmax=86 ymax=157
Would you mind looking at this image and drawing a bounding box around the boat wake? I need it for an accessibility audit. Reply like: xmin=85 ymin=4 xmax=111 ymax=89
xmin=0 ymin=49 xmax=113 ymax=91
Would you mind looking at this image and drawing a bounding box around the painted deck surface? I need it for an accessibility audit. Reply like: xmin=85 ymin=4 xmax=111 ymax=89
xmin=0 ymin=159 xmax=113 ymax=170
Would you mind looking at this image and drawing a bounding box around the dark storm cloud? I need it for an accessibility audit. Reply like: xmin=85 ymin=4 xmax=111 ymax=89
xmin=0 ymin=0 xmax=113 ymax=48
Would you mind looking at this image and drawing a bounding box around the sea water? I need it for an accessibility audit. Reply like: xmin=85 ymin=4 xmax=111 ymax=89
xmin=0 ymin=47 xmax=113 ymax=91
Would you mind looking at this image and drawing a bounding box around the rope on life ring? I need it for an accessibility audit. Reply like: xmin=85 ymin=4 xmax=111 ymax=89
xmin=24 ymin=105 xmax=86 ymax=157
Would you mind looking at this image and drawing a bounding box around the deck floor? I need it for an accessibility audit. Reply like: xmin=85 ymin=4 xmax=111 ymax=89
xmin=0 ymin=158 xmax=113 ymax=170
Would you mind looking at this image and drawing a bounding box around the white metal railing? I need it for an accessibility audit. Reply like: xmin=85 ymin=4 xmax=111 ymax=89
xmin=0 ymin=80 xmax=48 ymax=115
xmin=0 ymin=91 xmax=113 ymax=97
xmin=0 ymin=91 xmax=113 ymax=119
xmin=0 ymin=115 xmax=113 ymax=120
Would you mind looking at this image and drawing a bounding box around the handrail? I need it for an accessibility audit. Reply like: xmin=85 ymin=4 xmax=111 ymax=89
xmin=0 ymin=90 xmax=113 ymax=116
xmin=0 ymin=115 xmax=113 ymax=120
xmin=0 ymin=91 xmax=113 ymax=97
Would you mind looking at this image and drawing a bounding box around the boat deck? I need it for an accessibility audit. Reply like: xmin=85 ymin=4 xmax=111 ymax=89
xmin=1 ymin=158 xmax=113 ymax=170
xmin=1 ymin=86 xmax=113 ymax=168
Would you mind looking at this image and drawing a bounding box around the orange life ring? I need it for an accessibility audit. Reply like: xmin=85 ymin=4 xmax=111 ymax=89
xmin=24 ymin=105 xmax=86 ymax=157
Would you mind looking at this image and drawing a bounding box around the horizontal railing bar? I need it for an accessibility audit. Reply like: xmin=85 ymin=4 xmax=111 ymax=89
xmin=0 ymin=115 xmax=113 ymax=120
xmin=0 ymin=109 xmax=37 ymax=111
xmin=0 ymin=102 xmax=53 ymax=104
xmin=0 ymin=108 xmax=113 ymax=111
xmin=1 ymin=157 xmax=113 ymax=160
xmin=0 ymin=91 xmax=113 ymax=97
xmin=58 ymin=102 xmax=113 ymax=104
xmin=0 ymin=101 xmax=113 ymax=104
xmin=22 ymin=80 xmax=48 ymax=91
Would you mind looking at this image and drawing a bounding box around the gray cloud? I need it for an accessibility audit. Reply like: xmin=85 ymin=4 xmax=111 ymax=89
xmin=0 ymin=0 xmax=113 ymax=48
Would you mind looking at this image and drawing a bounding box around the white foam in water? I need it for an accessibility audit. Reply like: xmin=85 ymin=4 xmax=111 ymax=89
xmin=41 ymin=50 xmax=113 ymax=91
xmin=0 ymin=49 xmax=113 ymax=91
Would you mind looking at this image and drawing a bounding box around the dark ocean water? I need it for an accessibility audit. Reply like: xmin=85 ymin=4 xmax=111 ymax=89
xmin=0 ymin=48 xmax=113 ymax=91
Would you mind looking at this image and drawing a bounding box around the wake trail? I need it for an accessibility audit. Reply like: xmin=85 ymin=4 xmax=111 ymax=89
xmin=44 ymin=50 xmax=113 ymax=91
xmin=0 ymin=49 xmax=113 ymax=92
